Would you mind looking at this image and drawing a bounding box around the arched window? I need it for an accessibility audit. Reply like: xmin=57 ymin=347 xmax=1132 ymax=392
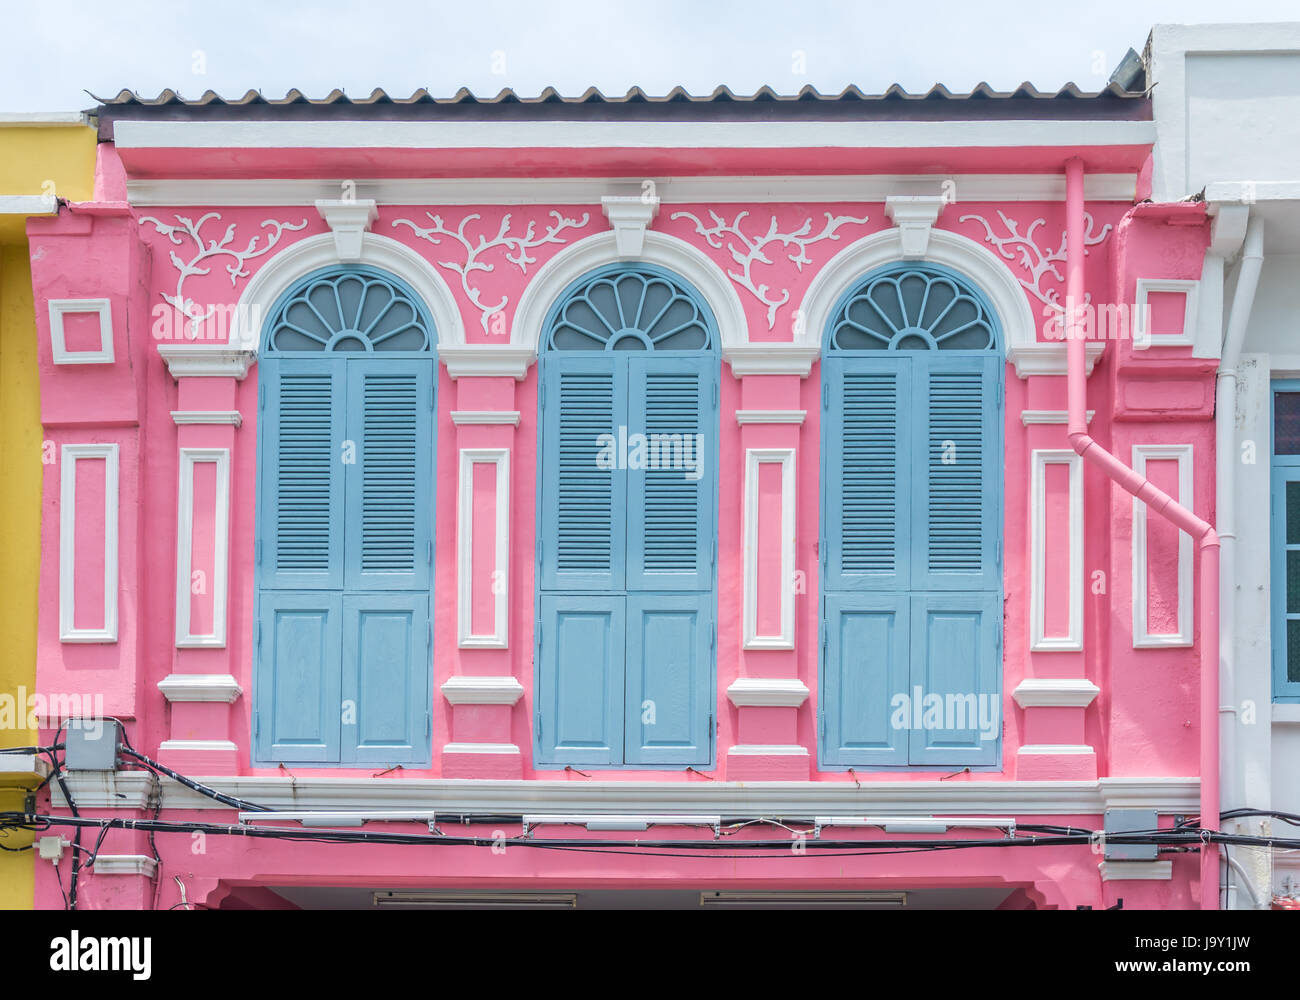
xmin=820 ymin=262 xmax=1003 ymax=768
xmin=536 ymin=263 xmax=718 ymax=767
xmin=254 ymin=265 xmax=436 ymax=766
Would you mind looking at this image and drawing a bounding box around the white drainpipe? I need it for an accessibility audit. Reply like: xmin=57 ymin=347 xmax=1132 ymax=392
xmin=1216 ymin=213 xmax=1264 ymax=907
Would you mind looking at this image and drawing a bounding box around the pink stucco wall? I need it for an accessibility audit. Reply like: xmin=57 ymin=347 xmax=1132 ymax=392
xmin=28 ymin=140 xmax=1218 ymax=907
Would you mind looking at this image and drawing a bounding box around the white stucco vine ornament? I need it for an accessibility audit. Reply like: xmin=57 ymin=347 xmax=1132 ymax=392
xmin=670 ymin=210 xmax=871 ymax=329
xmin=138 ymin=212 xmax=309 ymax=336
xmin=393 ymin=210 xmax=590 ymax=335
xmin=958 ymin=209 xmax=1111 ymax=310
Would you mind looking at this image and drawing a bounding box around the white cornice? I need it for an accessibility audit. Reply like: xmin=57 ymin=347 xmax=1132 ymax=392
xmin=171 ymin=410 xmax=243 ymax=426
xmin=726 ymin=677 xmax=810 ymax=708
xmin=0 ymin=194 xmax=58 ymax=216
xmin=724 ymin=343 xmax=821 ymax=377
xmin=125 ymin=173 xmax=1139 ymax=208
xmin=52 ymin=773 xmax=1201 ymax=815
xmin=114 ymin=119 xmax=1156 ymax=152
xmin=437 ymin=344 xmax=535 ymax=379
xmin=1019 ymin=409 xmax=1095 ymax=425
xmin=440 ymin=675 xmax=526 ymax=705
xmin=157 ymin=673 xmax=243 ymax=704
xmin=449 ymin=410 xmax=521 ymax=426
xmin=158 ymin=344 xmax=256 ymax=379
xmin=1012 ymin=678 xmax=1101 ymax=709
xmin=1007 ymin=341 xmax=1105 ymax=378
xmin=735 ymin=409 xmax=807 ymax=425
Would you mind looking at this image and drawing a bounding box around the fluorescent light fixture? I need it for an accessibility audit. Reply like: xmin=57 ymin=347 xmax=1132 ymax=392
xmin=701 ymin=891 xmax=908 ymax=908
xmin=373 ymin=891 xmax=577 ymax=909
xmin=813 ymin=817 xmax=1016 ymax=837
xmin=522 ymin=814 xmax=722 ymax=835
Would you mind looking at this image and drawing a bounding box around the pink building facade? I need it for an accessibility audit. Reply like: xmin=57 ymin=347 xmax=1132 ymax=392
xmin=28 ymin=84 xmax=1220 ymax=910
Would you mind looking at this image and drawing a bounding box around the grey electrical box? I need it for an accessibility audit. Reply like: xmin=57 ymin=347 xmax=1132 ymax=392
xmin=64 ymin=718 xmax=121 ymax=771
xmin=1103 ymin=809 xmax=1159 ymax=862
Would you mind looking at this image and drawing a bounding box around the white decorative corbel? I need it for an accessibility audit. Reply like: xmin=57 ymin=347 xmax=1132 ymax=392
xmin=601 ymin=194 xmax=659 ymax=257
xmin=885 ymin=195 xmax=947 ymax=258
xmin=315 ymin=199 xmax=379 ymax=261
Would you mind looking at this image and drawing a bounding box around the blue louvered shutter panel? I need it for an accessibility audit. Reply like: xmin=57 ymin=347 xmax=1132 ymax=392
xmin=343 ymin=358 xmax=433 ymax=591
xmin=824 ymin=356 xmax=910 ymax=593
xmin=625 ymin=355 xmax=715 ymax=592
xmin=821 ymin=593 xmax=909 ymax=766
xmin=539 ymin=355 xmax=626 ymax=592
xmin=536 ymin=595 xmax=624 ymax=766
xmin=906 ymin=592 xmax=1000 ymax=765
xmin=911 ymin=354 xmax=1000 ymax=592
xmin=624 ymin=593 xmax=713 ymax=765
xmin=341 ymin=594 xmax=430 ymax=765
xmin=259 ymin=357 xmax=345 ymax=590
xmin=255 ymin=591 xmax=342 ymax=763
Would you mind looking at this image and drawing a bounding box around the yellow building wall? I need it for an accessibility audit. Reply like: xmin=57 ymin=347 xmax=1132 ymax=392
xmin=0 ymin=118 xmax=97 ymax=909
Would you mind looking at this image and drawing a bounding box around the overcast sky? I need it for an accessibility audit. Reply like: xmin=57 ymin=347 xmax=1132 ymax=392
xmin=2 ymin=0 xmax=1298 ymax=112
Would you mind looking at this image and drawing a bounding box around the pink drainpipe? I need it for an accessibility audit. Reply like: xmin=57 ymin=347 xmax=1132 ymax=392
xmin=1062 ymin=158 xmax=1220 ymax=909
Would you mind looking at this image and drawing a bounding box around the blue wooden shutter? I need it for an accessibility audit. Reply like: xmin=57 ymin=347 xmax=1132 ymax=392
xmin=824 ymin=357 xmax=911 ymax=593
xmin=911 ymin=354 xmax=1000 ymax=592
xmin=539 ymin=356 xmax=626 ymax=593
xmin=344 ymin=358 xmax=433 ymax=591
xmin=536 ymin=594 xmax=624 ymax=766
xmin=259 ymin=357 xmax=345 ymax=591
xmin=625 ymin=356 xmax=715 ymax=592
xmin=254 ymin=591 xmax=342 ymax=763
xmin=821 ymin=593 xmax=909 ymax=766
xmin=624 ymin=593 xmax=713 ymax=765
xmin=341 ymin=594 xmax=430 ymax=765
xmin=906 ymin=592 xmax=1000 ymax=765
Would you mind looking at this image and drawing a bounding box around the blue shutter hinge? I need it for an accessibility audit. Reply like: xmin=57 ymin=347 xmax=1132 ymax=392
xmin=254 ymin=711 xmax=260 ymax=739
xmin=256 ymin=538 xmax=262 ymax=566
xmin=539 ymin=381 xmax=545 ymax=410
xmin=534 ymin=713 xmax=542 ymax=741
xmin=818 ymin=712 xmax=825 ymax=739
xmin=710 ymin=616 xmax=716 ymax=652
xmin=426 ymin=711 xmax=432 ymax=737
xmin=259 ymin=384 xmax=265 ymax=410
xmin=431 ymin=380 xmax=436 ymax=410
xmin=427 ymin=540 xmax=433 ymax=565
xmin=712 ymin=379 xmax=718 ymax=408
xmin=255 ymin=620 xmax=262 ymax=649
xmin=426 ymin=620 xmax=433 ymax=647
xmin=536 ymin=618 xmax=542 ymax=646
xmin=823 ymin=380 xmax=830 ymax=410
xmin=708 ymin=712 xmax=715 ymax=742
xmin=819 ymin=621 xmax=827 ymax=657
xmin=996 ymin=538 xmax=1002 ymax=568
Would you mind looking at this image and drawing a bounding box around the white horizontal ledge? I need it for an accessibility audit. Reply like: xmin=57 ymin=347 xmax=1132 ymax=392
xmin=114 ymin=119 xmax=1156 ymax=152
xmin=726 ymin=677 xmax=810 ymax=708
xmin=437 ymin=344 xmax=534 ymax=380
xmin=1020 ymin=409 xmax=1095 ymax=426
xmin=0 ymin=194 xmax=58 ymax=216
xmin=450 ymin=410 xmax=521 ymax=426
xmin=726 ymin=744 xmax=810 ymax=756
xmin=1017 ymin=744 xmax=1095 ymax=755
xmin=52 ymin=773 xmax=1201 ymax=815
xmin=735 ymin=409 xmax=807 ymax=425
xmin=157 ymin=673 xmax=243 ymax=704
xmin=171 ymin=410 xmax=243 ymax=426
xmin=441 ymin=743 xmax=521 ymax=755
xmin=1012 ymin=678 xmax=1101 ymax=709
xmin=126 ymin=173 xmax=1140 ymax=207
xmin=440 ymin=675 xmax=525 ymax=706
xmin=158 ymin=740 xmax=238 ymax=752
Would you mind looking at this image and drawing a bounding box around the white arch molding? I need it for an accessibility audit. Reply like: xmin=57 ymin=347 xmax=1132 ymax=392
xmin=509 ymin=230 xmax=796 ymax=376
xmin=228 ymin=231 xmax=465 ymax=356
xmin=797 ymin=227 xmax=1105 ymax=378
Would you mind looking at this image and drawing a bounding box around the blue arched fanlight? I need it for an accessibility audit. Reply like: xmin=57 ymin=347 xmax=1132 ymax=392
xmin=543 ymin=262 xmax=716 ymax=353
xmin=827 ymin=262 xmax=1000 ymax=352
xmin=263 ymin=264 xmax=435 ymax=355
